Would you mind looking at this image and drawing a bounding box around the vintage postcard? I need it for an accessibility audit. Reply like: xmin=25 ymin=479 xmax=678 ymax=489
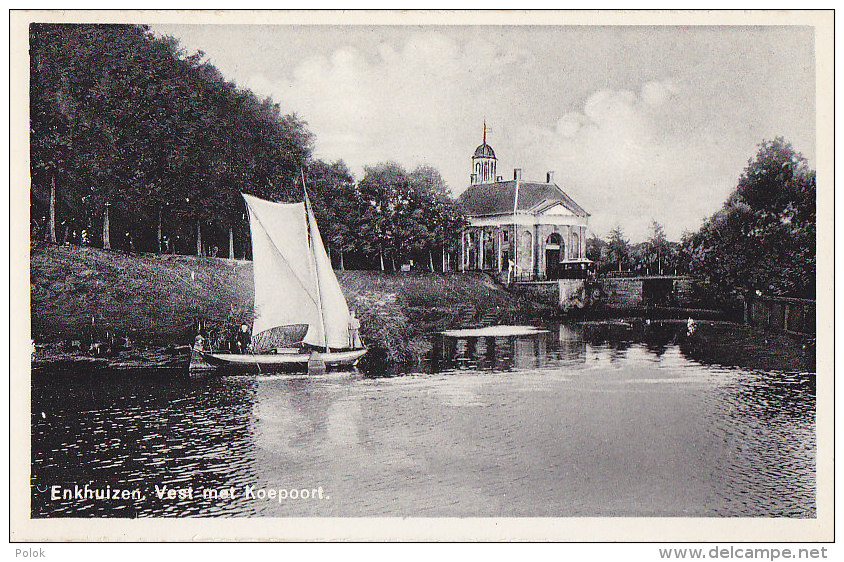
xmin=10 ymin=9 xmax=833 ymax=543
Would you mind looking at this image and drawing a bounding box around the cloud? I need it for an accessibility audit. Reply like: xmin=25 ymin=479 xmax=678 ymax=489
xmin=261 ymin=33 xmax=479 ymax=173
xmin=246 ymin=32 xmax=538 ymax=193
xmin=248 ymin=40 xmax=737 ymax=240
xmin=261 ymin=39 xmax=729 ymax=241
xmin=641 ymin=80 xmax=678 ymax=106
xmin=212 ymin=28 xmax=811 ymax=243
xmin=521 ymin=80 xmax=737 ymax=241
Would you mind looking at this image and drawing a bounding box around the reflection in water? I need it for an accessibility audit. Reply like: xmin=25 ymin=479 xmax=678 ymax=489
xmin=32 ymin=321 xmax=815 ymax=518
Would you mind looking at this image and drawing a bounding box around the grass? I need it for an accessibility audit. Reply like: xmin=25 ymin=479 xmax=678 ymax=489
xmin=31 ymin=244 xmax=549 ymax=368
xmin=337 ymin=270 xmax=551 ymax=366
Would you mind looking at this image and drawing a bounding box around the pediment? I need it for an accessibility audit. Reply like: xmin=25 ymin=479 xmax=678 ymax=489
xmin=535 ymin=200 xmax=575 ymax=216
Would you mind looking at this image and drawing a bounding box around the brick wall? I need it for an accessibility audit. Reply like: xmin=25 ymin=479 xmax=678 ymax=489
xmin=595 ymin=276 xmax=698 ymax=308
xmin=514 ymin=279 xmax=586 ymax=310
xmin=597 ymin=277 xmax=644 ymax=307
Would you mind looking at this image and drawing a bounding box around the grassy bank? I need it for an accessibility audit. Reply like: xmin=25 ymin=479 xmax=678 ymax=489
xmin=30 ymin=244 xmax=550 ymax=368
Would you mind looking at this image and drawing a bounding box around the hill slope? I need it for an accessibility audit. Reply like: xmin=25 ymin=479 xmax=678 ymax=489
xmin=30 ymin=244 xmax=547 ymax=365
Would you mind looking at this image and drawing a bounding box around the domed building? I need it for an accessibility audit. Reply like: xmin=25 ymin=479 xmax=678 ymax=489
xmin=457 ymin=125 xmax=591 ymax=281
xmin=471 ymin=127 xmax=497 ymax=184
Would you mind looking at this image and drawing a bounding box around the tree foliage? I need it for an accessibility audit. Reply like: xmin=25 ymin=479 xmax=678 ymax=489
xmin=682 ymin=138 xmax=816 ymax=306
xmin=354 ymin=162 xmax=463 ymax=270
xmin=30 ymin=24 xmax=312 ymax=255
xmin=606 ymin=226 xmax=630 ymax=272
xmin=30 ymin=24 xmax=465 ymax=268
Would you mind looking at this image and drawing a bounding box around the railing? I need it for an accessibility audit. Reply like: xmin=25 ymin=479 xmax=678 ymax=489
xmin=600 ymin=270 xmax=684 ymax=278
xmin=512 ymin=272 xmax=549 ymax=283
xmin=746 ymin=295 xmax=815 ymax=336
xmin=512 ymin=269 xmax=590 ymax=283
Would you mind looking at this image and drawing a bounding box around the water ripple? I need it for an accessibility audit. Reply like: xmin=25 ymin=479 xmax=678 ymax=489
xmin=32 ymin=322 xmax=814 ymax=517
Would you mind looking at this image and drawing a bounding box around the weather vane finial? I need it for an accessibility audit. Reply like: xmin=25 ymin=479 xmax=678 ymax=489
xmin=483 ymin=119 xmax=487 ymax=145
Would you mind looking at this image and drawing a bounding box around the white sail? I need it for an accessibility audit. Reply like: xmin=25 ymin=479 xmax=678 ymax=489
xmin=305 ymin=205 xmax=353 ymax=349
xmin=243 ymin=193 xmax=354 ymax=351
xmin=243 ymin=194 xmax=321 ymax=341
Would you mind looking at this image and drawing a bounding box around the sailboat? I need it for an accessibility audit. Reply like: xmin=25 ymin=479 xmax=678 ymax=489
xmin=189 ymin=187 xmax=367 ymax=375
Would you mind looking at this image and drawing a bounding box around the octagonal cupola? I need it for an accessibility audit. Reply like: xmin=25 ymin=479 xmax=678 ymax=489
xmin=470 ymin=121 xmax=497 ymax=185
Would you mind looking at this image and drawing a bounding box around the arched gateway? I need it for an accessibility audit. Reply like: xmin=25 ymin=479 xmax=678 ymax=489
xmin=545 ymin=232 xmax=564 ymax=278
xmin=456 ymin=124 xmax=591 ymax=280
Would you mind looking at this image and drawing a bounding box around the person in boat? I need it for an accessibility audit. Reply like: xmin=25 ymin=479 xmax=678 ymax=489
xmin=194 ymin=333 xmax=206 ymax=351
xmin=348 ymin=311 xmax=362 ymax=349
xmin=236 ymin=323 xmax=251 ymax=353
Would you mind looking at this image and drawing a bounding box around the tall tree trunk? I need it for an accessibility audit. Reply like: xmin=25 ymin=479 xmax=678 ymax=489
xmin=379 ymin=248 xmax=384 ymax=271
xmin=102 ymin=203 xmax=111 ymax=250
xmin=228 ymin=225 xmax=234 ymax=259
xmin=442 ymin=248 xmax=446 ymax=272
xmin=391 ymin=255 xmax=396 ymax=271
xmin=48 ymin=177 xmax=57 ymax=243
xmin=340 ymin=249 xmax=345 ymax=270
xmin=429 ymin=249 xmax=434 ymax=272
xmin=157 ymin=208 xmax=163 ymax=253
xmin=196 ymin=219 xmax=202 ymax=257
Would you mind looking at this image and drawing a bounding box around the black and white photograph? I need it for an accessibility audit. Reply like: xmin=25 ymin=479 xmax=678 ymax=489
xmin=10 ymin=9 xmax=833 ymax=544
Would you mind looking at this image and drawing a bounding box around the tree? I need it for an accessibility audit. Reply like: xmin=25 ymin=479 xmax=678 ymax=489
xmin=305 ymin=159 xmax=360 ymax=269
xmin=683 ymin=137 xmax=815 ymax=307
xmin=29 ymin=24 xmax=314 ymax=255
xmin=647 ymin=220 xmax=669 ymax=275
xmin=356 ymin=163 xmax=405 ymax=270
xmin=352 ymin=162 xmax=463 ymax=271
xmin=407 ymin=165 xmax=463 ymax=270
xmin=606 ymin=226 xmax=630 ymax=273
xmin=585 ymin=233 xmax=606 ymax=264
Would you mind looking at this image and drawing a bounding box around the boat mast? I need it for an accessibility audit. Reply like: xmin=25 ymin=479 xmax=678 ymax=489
xmin=301 ymin=169 xmax=330 ymax=353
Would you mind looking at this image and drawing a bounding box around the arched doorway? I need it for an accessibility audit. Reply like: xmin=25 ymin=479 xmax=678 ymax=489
xmin=545 ymin=232 xmax=564 ymax=278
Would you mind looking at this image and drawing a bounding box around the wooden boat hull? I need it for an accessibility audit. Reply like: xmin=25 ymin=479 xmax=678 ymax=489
xmin=189 ymin=347 xmax=367 ymax=375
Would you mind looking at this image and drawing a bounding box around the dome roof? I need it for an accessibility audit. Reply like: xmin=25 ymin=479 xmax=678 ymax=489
xmin=473 ymin=143 xmax=496 ymax=159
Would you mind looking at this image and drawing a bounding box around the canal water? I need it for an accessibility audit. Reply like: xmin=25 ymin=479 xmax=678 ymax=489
xmin=31 ymin=321 xmax=815 ymax=518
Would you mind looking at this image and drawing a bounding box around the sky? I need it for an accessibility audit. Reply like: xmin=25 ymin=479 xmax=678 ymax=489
xmin=150 ymin=24 xmax=815 ymax=242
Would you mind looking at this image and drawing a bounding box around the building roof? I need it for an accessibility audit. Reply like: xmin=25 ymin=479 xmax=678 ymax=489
xmin=456 ymin=180 xmax=589 ymax=217
xmin=473 ymin=143 xmax=496 ymax=159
